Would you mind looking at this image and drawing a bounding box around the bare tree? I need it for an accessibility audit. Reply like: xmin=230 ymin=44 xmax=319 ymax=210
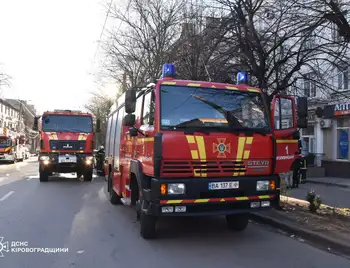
xmin=216 ymin=0 xmax=350 ymax=100
xmin=85 ymin=90 xmax=114 ymax=147
xmin=0 ymin=72 xmax=11 ymax=97
xmin=102 ymin=0 xmax=185 ymax=92
xmin=169 ymin=2 xmax=234 ymax=82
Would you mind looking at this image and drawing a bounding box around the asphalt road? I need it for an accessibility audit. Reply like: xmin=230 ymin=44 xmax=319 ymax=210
xmin=289 ymin=182 xmax=350 ymax=208
xmin=0 ymin=160 xmax=349 ymax=268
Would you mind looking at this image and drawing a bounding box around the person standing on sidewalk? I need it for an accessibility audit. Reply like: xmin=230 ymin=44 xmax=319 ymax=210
xmin=299 ymin=154 xmax=307 ymax=184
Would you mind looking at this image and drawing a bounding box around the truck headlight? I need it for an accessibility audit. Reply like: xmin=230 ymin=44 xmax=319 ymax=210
xmin=85 ymin=156 xmax=94 ymax=165
xmin=167 ymin=183 xmax=186 ymax=195
xmin=40 ymin=156 xmax=49 ymax=161
xmin=257 ymin=180 xmax=275 ymax=191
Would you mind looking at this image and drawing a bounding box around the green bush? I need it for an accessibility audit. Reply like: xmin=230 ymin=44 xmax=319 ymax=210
xmin=306 ymin=190 xmax=322 ymax=213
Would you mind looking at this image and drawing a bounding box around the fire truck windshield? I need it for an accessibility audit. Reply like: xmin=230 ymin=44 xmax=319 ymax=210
xmin=0 ymin=138 xmax=11 ymax=147
xmin=42 ymin=115 xmax=93 ymax=133
xmin=160 ymin=85 xmax=269 ymax=132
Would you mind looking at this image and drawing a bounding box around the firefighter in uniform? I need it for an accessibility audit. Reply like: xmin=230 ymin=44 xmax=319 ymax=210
xmin=291 ymin=140 xmax=303 ymax=188
xmin=299 ymin=154 xmax=307 ymax=184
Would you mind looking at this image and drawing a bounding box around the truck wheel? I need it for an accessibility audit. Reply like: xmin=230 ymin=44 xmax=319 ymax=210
xmin=83 ymin=169 xmax=93 ymax=181
xmin=226 ymin=214 xmax=249 ymax=231
xmin=140 ymin=212 xmax=156 ymax=239
xmin=39 ymin=171 xmax=49 ymax=182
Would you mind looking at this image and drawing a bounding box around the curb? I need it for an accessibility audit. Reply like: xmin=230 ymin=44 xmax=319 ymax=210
xmin=251 ymin=212 xmax=350 ymax=257
xmin=306 ymin=180 xmax=350 ymax=189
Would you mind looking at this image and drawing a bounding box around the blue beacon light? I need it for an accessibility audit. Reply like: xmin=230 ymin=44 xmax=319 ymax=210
xmin=162 ymin=63 xmax=176 ymax=78
xmin=236 ymin=72 xmax=248 ymax=84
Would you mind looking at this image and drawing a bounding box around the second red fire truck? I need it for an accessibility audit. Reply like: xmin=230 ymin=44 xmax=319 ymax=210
xmin=104 ymin=64 xmax=308 ymax=239
xmin=33 ymin=109 xmax=100 ymax=182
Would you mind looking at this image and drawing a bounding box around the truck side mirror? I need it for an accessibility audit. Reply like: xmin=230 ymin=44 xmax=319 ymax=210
xmin=125 ymin=89 xmax=137 ymax=114
xmin=123 ymin=114 xmax=135 ymax=127
xmin=95 ymin=118 xmax=101 ymax=133
xmin=297 ymin=97 xmax=308 ymax=128
xmin=33 ymin=117 xmax=39 ymax=131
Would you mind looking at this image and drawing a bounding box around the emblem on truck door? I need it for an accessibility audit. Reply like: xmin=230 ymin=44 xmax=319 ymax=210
xmin=213 ymin=138 xmax=231 ymax=158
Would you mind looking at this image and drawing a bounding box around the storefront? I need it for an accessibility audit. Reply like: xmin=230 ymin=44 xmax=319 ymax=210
xmin=322 ymin=102 xmax=350 ymax=177
xmin=300 ymin=110 xmax=316 ymax=156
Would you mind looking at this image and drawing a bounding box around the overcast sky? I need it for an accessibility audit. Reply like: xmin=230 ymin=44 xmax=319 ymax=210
xmin=0 ymin=0 xmax=113 ymax=115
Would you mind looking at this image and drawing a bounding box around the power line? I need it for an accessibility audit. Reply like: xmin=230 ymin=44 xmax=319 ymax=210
xmin=93 ymin=0 xmax=114 ymax=63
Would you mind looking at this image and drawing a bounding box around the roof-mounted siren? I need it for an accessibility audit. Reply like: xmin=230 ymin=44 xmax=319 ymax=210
xmin=236 ymin=72 xmax=248 ymax=85
xmin=162 ymin=63 xmax=176 ymax=78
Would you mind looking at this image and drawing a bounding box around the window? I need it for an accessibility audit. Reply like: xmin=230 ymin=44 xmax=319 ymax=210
xmin=105 ymin=116 xmax=113 ymax=156
xmin=142 ymin=92 xmax=155 ymax=125
xmin=41 ymin=115 xmax=92 ymax=133
xmin=336 ymin=117 xmax=349 ymax=160
xmin=135 ymin=96 xmax=143 ymax=122
xmin=108 ymin=112 xmax=118 ymax=157
xmin=274 ymin=97 xmax=294 ymax=130
xmin=160 ymin=85 xmax=269 ymax=130
xmin=303 ymin=73 xmax=316 ymax=97
xmin=113 ymin=107 xmax=124 ymax=168
xmin=338 ymin=64 xmax=349 ymax=90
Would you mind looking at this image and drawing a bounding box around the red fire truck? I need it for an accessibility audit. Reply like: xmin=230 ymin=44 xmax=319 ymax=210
xmin=33 ymin=109 xmax=100 ymax=182
xmin=104 ymin=64 xmax=308 ymax=239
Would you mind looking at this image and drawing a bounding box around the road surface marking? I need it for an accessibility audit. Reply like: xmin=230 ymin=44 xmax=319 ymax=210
xmin=0 ymin=191 xmax=14 ymax=201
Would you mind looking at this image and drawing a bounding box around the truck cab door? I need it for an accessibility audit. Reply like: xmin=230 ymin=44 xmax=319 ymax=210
xmin=271 ymin=95 xmax=299 ymax=174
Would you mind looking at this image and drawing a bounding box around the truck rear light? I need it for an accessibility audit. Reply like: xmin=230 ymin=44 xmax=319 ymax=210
xmin=261 ymin=201 xmax=270 ymax=207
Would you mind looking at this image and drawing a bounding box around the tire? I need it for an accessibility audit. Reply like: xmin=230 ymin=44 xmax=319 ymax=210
xmin=226 ymin=214 xmax=249 ymax=231
xmin=39 ymin=170 xmax=49 ymax=182
xmin=108 ymin=173 xmax=122 ymax=205
xmin=140 ymin=211 xmax=156 ymax=239
xmin=83 ymin=169 xmax=93 ymax=181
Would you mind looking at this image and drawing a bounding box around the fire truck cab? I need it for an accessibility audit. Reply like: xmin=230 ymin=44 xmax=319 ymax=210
xmin=0 ymin=130 xmax=26 ymax=163
xmin=104 ymin=64 xmax=308 ymax=239
xmin=33 ymin=109 xmax=100 ymax=182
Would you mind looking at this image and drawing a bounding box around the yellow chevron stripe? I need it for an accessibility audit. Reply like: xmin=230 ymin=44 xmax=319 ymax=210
xmin=162 ymin=81 xmax=177 ymax=85
xmin=186 ymin=135 xmax=196 ymax=144
xmin=236 ymin=197 xmax=249 ymax=201
xmin=258 ymin=195 xmax=271 ymax=199
xmin=166 ymin=200 xmax=183 ymax=204
xmin=243 ymin=150 xmax=250 ymax=159
xmin=236 ymin=137 xmax=246 ymax=160
xmin=191 ymin=150 xmax=199 ymax=159
xmin=226 ymin=86 xmax=239 ymax=90
xmin=187 ymin=83 xmax=201 ymax=87
xmin=194 ymin=199 xmax=210 ymax=203
xmin=195 ymin=136 xmax=207 ymax=177
xmin=276 ymin=139 xmax=298 ymax=143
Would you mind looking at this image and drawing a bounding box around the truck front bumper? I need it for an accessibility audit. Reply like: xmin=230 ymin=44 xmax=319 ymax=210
xmin=39 ymin=153 xmax=93 ymax=173
xmin=141 ymin=175 xmax=280 ymax=217
xmin=0 ymin=154 xmax=15 ymax=161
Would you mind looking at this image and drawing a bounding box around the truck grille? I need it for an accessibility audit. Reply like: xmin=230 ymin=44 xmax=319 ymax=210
xmin=50 ymin=140 xmax=86 ymax=151
xmin=161 ymin=160 xmax=246 ymax=176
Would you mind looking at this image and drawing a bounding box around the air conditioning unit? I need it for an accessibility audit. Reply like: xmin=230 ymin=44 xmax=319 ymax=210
xmin=320 ymin=119 xmax=332 ymax=128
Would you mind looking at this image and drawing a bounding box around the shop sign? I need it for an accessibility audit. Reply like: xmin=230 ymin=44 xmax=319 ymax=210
xmin=339 ymin=130 xmax=349 ymax=159
xmin=334 ymin=103 xmax=350 ymax=116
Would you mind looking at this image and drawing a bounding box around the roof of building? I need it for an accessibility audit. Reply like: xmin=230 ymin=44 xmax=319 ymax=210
xmin=0 ymin=99 xmax=19 ymax=112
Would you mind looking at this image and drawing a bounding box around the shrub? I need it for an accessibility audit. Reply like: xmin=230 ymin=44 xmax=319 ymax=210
xmin=306 ymin=190 xmax=322 ymax=213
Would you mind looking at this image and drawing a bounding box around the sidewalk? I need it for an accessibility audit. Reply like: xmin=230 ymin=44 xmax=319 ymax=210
xmin=287 ymin=181 xmax=350 ymax=209
xmin=306 ymin=177 xmax=350 ymax=188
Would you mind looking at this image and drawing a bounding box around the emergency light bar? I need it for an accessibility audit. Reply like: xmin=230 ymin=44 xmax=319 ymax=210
xmin=162 ymin=63 xmax=176 ymax=78
xmin=237 ymin=72 xmax=248 ymax=84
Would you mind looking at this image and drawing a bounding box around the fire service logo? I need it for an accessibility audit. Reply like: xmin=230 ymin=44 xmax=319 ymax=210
xmin=0 ymin=237 xmax=9 ymax=257
xmin=213 ymin=138 xmax=231 ymax=158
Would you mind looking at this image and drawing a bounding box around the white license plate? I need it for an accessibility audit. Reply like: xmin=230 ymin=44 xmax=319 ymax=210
xmin=208 ymin=181 xmax=239 ymax=190
xmin=58 ymin=155 xmax=77 ymax=163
